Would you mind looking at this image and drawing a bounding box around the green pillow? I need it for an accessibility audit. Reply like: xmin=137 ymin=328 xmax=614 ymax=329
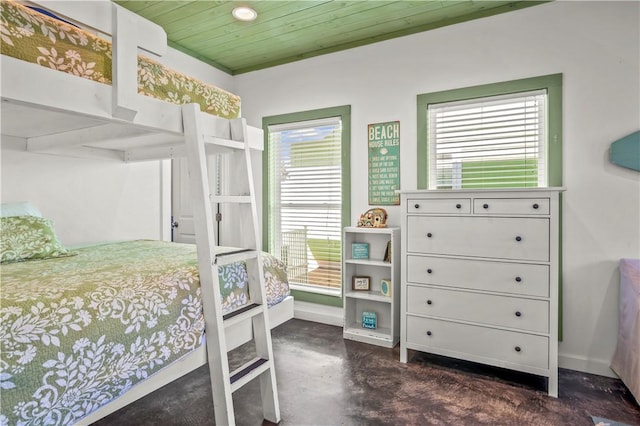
xmin=0 ymin=216 xmax=74 ymax=263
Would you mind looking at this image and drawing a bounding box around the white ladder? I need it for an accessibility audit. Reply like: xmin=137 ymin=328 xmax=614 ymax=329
xmin=182 ymin=104 xmax=280 ymax=426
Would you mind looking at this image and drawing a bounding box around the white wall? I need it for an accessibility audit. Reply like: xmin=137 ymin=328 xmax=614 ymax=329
xmin=235 ymin=1 xmax=640 ymax=377
xmin=0 ymin=146 xmax=163 ymax=245
xmin=0 ymin=46 xmax=235 ymax=246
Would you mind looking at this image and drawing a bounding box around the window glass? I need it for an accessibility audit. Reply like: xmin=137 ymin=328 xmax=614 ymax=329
xmin=428 ymin=90 xmax=547 ymax=189
xmin=417 ymin=74 xmax=562 ymax=189
xmin=264 ymin=106 xmax=350 ymax=299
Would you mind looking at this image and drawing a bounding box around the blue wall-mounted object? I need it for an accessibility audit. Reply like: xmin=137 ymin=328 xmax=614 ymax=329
xmin=610 ymin=130 xmax=640 ymax=172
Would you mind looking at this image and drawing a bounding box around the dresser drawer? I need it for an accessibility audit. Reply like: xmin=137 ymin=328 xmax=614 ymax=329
xmin=407 ymin=255 xmax=549 ymax=297
xmin=406 ymin=285 xmax=549 ymax=333
xmin=406 ymin=315 xmax=549 ymax=370
xmin=407 ymin=216 xmax=549 ymax=261
xmin=408 ymin=198 xmax=471 ymax=214
xmin=473 ymin=198 xmax=550 ymax=215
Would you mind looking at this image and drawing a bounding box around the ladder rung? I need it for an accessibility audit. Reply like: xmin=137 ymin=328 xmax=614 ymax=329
xmin=211 ymin=195 xmax=252 ymax=204
xmin=230 ymin=357 xmax=270 ymax=392
xmin=203 ymin=135 xmax=245 ymax=151
xmin=223 ymin=303 xmax=264 ymax=328
xmin=215 ymin=249 xmax=258 ymax=266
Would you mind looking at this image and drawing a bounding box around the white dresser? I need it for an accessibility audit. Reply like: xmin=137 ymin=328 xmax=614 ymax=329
xmin=399 ymin=188 xmax=563 ymax=397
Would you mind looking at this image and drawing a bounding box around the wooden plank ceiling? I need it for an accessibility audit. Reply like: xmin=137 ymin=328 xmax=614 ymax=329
xmin=116 ymin=1 xmax=545 ymax=75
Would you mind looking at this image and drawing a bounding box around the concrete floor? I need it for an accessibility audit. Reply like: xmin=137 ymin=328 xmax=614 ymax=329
xmin=95 ymin=319 xmax=640 ymax=426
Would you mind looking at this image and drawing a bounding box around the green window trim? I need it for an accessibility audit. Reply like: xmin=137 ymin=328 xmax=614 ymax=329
xmin=417 ymin=73 xmax=563 ymax=189
xmin=262 ymin=105 xmax=351 ymax=306
xmin=289 ymin=289 xmax=344 ymax=307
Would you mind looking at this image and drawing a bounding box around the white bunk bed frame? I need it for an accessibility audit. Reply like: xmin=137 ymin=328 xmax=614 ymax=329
xmin=0 ymin=1 xmax=293 ymax=423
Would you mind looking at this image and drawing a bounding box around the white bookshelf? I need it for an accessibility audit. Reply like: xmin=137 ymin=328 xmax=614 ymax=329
xmin=342 ymin=226 xmax=400 ymax=348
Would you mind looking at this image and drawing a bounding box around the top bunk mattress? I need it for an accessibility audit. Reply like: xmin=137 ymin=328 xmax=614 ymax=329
xmin=0 ymin=0 xmax=241 ymax=119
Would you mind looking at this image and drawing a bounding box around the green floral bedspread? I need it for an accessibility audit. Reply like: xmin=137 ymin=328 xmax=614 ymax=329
xmin=0 ymin=0 xmax=241 ymax=119
xmin=0 ymin=240 xmax=289 ymax=425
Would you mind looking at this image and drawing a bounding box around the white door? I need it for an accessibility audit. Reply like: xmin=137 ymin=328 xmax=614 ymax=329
xmin=171 ymin=152 xmax=258 ymax=247
xmin=172 ymin=156 xmax=226 ymax=245
xmin=171 ymin=158 xmax=197 ymax=244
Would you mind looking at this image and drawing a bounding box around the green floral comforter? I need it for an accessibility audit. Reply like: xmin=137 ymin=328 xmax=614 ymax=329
xmin=0 ymin=0 xmax=241 ymax=119
xmin=0 ymin=240 xmax=290 ymax=425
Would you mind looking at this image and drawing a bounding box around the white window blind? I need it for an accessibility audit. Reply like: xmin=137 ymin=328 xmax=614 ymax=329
xmin=428 ymin=90 xmax=547 ymax=189
xmin=267 ymin=117 xmax=343 ymax=291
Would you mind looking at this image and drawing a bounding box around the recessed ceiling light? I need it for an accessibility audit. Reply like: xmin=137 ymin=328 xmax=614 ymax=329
xmin=232 ymin=6 xmax=257 ymax=22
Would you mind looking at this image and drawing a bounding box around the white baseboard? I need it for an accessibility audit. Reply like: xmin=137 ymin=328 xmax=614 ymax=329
xmin=294 ymin=300 xmax=343 ymax=327
xmin=558 ymin=354 xmax=617 ymax=378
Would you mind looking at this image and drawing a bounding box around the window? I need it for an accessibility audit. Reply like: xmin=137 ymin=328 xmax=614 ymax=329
xmin=429 ymin=90 xmax=546 ymax=189
xmin=263 ymin=106 xmax=351 ymax=301
xmin=418 ymin=74 xmax=562 ymax=189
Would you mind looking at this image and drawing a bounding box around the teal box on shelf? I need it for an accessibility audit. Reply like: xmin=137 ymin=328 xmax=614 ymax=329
xmin=362 ymin=311 xmax=377 ymax=329
xmin=352 ymin=243 xmax=370 ymax=259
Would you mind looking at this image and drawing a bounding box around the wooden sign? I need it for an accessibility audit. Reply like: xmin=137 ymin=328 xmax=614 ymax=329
xmin=368 ymin=121 xmax=400 ymax=205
